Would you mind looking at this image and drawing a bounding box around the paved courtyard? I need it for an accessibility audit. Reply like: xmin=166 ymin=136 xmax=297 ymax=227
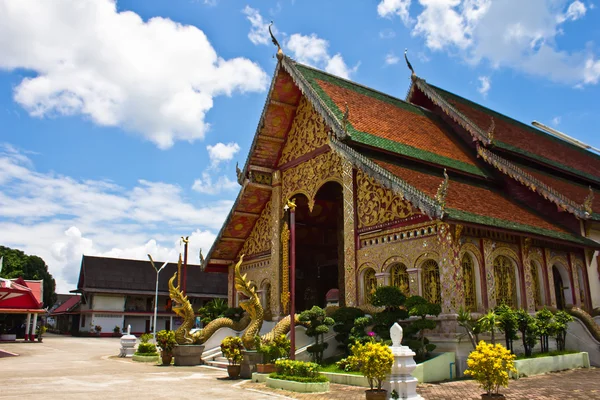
xmin=1 ymin=334 xmax=598 ymax=400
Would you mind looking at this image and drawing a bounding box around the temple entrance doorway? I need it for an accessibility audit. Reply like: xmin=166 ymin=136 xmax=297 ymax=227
xmin=552 ymin=264 xmax=573 ymax=309
xmin=293 ymin=182 xmax=343 ymax=311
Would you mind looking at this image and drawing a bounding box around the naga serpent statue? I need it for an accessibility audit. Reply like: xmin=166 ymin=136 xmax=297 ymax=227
xmin=168 ymin=254 xmax=264 ymax=348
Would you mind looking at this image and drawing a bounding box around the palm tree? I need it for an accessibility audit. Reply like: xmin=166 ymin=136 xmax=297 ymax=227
xmin=478 ymin=311 xmax=499 ymax=344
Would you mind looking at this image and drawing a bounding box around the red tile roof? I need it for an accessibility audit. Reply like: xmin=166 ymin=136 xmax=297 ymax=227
xmin=50 ymin=295 xmax=81 ymax=314
xmin=430 ymin=85 xmax=600 ymax=182
xmin=372 ymin=159 xmax=568 ymax=235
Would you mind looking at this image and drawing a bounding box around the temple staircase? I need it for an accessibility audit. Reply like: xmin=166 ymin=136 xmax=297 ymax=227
xmin=565 ymin=307 xmax=600 ymax=366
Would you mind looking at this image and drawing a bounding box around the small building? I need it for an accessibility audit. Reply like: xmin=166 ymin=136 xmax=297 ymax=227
xmin=48 ymin=294 xmax=81 ymax=335
xmin=0 ymin=277 xmax=45 ymax=341
xmin=72 ymin=255 xmax=227 ymax=336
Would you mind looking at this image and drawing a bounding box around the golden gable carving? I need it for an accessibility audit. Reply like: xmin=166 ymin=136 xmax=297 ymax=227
xmin=239 ymin=200 xmax=272 ymax=257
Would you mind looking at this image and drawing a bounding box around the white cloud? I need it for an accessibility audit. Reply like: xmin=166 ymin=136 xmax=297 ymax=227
xmin=0 ymin=0 xmax=268 ymax=149
xmin=385 ymin=52 xmax=401 ymax=65
xmin=192 ymin=172 xmax=238 ymax=194
xmin=242 ymin=5 xmax=275 ymax=45
xmin=557 ymin=1 xmax=587 ymax=22
xmin=379 ymin=29 xmax=397 ymax=39
xmin=207 ymin=142 xmax=241 ymax=168
xmin=286 ymin=34 xmax=358 ymax=79
xmin=477 ymin=76 xmax=491 ymax=96
xmin=377 ymin=0 xmax=413 ymax=25
xmin=0 ymin=144 xmax=229 ymax=292
xmin=552 ymin=116 xmax=562 ymax=125
xmin=393 ymin=0 xmax=600 ymax=86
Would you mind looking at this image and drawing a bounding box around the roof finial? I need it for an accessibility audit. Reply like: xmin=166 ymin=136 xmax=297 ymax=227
xmin=342 ymin=102 xmax=349 ymax=134
xmin=236 ymin=162 xmax=243 ymax=185
xmin=583 ymin=186 xmax=594 ymax=216
xmin=435 ymin=169 xmax=449 ymax=212
xmin=487 ymin=116 xmax=495 ymax=143
xmin=269 ymin=21 xmax=283 ymax=61
xmin=404 ymin=49 xmax=415 ymax=77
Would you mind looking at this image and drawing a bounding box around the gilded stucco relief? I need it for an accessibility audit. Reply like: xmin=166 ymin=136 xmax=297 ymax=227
xmin=282 ymin=150 xmax=343 ymax=211
xmin=521 ymin=238 xmax=536 ymax=312
xmin=239 ymin=200 xmax=272 ymax=257
xmin=355 ymin=170 xmax=417 ymax=229
xmin=278 ymin=97 xmax=329 ymax=165
xmin=342 ymin=159 xmax=357 ymax=306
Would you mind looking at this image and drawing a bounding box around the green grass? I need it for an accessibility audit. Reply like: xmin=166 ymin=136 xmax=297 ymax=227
xmin=319 ymin=363 xmax=362 ymax=375
xmin=515 ymin=350 xmax=578 ymax=360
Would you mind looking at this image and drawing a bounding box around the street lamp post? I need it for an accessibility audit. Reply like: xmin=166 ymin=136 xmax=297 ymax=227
xmin=148 ymin=254 xmax=168 ymax=343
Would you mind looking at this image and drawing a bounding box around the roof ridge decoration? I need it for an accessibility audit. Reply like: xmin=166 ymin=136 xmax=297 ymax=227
xmin=404 ymin=49 xmax=415 ymax=77
xmin=583 ymin=187 xmax=594 ymax=216
xmin=411 ymin=77 xmax=493 ymax=145
xmin=487 ymin=116 xmax=495 ymax=143
xmin=435 ymin=169 xmax=449 ymax=213
xmin=342 ymin=102 xmax=349 ymax=134
xmin=328 ymin=138 xmax=444 ymax=219
xmin=269 ymin=22 xmax=283 ymax=60
xmin=477 ymin=145 xmax=590 ymax=219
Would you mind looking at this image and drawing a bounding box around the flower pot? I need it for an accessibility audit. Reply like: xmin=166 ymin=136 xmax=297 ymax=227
xmin=227 ymin=365 xmax=241 ymax=379
xmin=365 ymin=389 xmax=387 ymax=400
xmin=161 ymin=351 xmax=173 ymax=365
xmin=256 ymin=363 xmax=277 ymax=374
xmin=481 ymin=394 xmax=505 ymax=400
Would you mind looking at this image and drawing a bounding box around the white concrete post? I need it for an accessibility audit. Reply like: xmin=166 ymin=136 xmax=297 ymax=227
xmin=31 ymin=314 xmax=38 ymax=341
xmin=24 ymin=313 xmax=31 ymax=341
xmin=384 ymin=323 xmax=423 ymax=399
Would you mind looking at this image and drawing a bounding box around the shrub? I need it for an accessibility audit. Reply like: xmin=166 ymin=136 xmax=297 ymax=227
xmin=113 ymin=325 xmax=121 ymax=335
xmin=348 ymin=341 xmax=393 ymax=391
xmin=136 ymin=342 xmax=157 ymax=355
xmin=349 ymin=315 xmax=373 ymax=345
xmin=94 ymin=325 xmax=102 ymax=334
xmin=222 ymin=307 xmax=245 ymax=322
xmin=331 ymin=307 xmax=365 ymax=356
xmin=255 ymin=334 xmax=290 ymax=363
xmin=465 ymin=341 xmax=516 ymax=396
xmin=515 ymin=309 xmax=538 ymax=357
xmin=156 ymin=330 xmax=177 ymax=353
xmin=198 ymin=298 xmax=228 ymax=325
xmin=299 ymin=306 xmax=334 ymax=364
xmin=495 ymin=304 xmax=518 ymax=353
xmin=269 ymin=373 xmax=328 ymax=383
xmin=140 ymin=333 xmax=153 ymax=343
xmin=535 ymin=308 xmax=553 ymax=353
xmin=221 ymin=336 xmax=244 ymax=365
xmin=552 ymin=311 xmax=573 ymax=351
xmin=274 ymin=359 xmax=321 ymax=379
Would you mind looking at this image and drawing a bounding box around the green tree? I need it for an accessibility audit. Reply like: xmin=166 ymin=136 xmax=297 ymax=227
xmin=515 ymin=309 xmax=538 ymax=357
xmin=535 ymin=308 xmax=554 ymax=353
xmin=552 ymin=310 xmax=574 ymax=351
xmin=495 ymin=305 xmax=518 ymax=353
xmin=298 ymin=306 xmax=334 ymax=364
xmin=457 ymin=307 xmax=480 ymax=350
xmin=371 ymin=286 xmax=408 ymax=339
xmin=331 ymin=307 xmax=365 ymax=356
xmin=403 ymin=295 xmax=441 ymax=361
xmin=0 ymin=246 xmax=57 ymax=307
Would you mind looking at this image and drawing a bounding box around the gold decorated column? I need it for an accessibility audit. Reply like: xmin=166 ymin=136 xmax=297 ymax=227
xmin=270 ymin=170 xmax=283 ymax=318
xmin=341 ymin=159 xmax=357 ymax=306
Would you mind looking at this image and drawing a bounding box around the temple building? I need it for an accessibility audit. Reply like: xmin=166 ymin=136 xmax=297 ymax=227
xmin=202 ymin=53 xmax=600 ymax=333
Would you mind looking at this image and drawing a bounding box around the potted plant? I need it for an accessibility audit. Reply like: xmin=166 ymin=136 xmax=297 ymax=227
xmin=348 ymin=341 xmax=393 ymax=400
xmin=36 ymin=325 xmax=47 ymax=342
xmin=113 ymin=325 xmax=121 ymax=337
xmin=221 ymin=336 xmax=244 ymax=379
xmin=94 ymin=325 xmax=102 ymax=336
xmin=465 ymin=340 xmax=517 ymax=399
xmin=156 ymin=330 xmax=177 ymax=365
xmin=255 ymin=334 xmax=290 ymax=374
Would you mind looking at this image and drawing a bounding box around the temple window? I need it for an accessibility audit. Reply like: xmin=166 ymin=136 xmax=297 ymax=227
xmin=390 ymin=263 xmax=409 ymax=296
xmin=494 ymin=255 xmax=517 ymax=307
xmin=421 ymin=259 xmax=441 ymax=305
xmin=462 ymin=253 xmax=476 ymax=311
xmin=363 ymin=268 xmax=377 ymax=304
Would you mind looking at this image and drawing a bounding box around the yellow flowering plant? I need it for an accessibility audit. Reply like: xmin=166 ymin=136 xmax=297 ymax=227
xmin=348 ymin=341 xmax=394 ymax=391
xmin=465 ymin=341 xmax=516 ymax=395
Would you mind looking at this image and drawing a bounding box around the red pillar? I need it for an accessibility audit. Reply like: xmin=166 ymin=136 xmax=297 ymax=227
xmin=289 ymin=205 xmax=296 ymax=360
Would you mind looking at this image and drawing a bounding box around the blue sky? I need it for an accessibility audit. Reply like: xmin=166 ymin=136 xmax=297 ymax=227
xmin=0 ymin=0 xmax=599 ymax=293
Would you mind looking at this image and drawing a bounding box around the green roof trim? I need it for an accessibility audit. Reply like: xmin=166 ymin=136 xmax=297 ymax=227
xmin=446 ymin=208 xmax=596 ymax=246
xmin=493 ymin=140 xmax=600 ymax=184
xmin=431 ymin=84 xmax=600 ymax=183
xmin=293 ymin=63 xmax=489 ymax=178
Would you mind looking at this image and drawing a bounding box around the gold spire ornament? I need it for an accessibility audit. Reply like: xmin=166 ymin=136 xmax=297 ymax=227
xmin=487 ymin=116 xmax=495 ymax=143
xmin=269 ymin=21 xmax=283 ymax=60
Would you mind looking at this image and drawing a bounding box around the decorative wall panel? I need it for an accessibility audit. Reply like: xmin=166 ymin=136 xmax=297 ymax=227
xmin=239 ymin=200 xmax=272 ymax=257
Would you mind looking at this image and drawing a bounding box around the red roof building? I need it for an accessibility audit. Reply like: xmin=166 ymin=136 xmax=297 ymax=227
xmin=0 ymin=277 xmax=45 ymax=341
